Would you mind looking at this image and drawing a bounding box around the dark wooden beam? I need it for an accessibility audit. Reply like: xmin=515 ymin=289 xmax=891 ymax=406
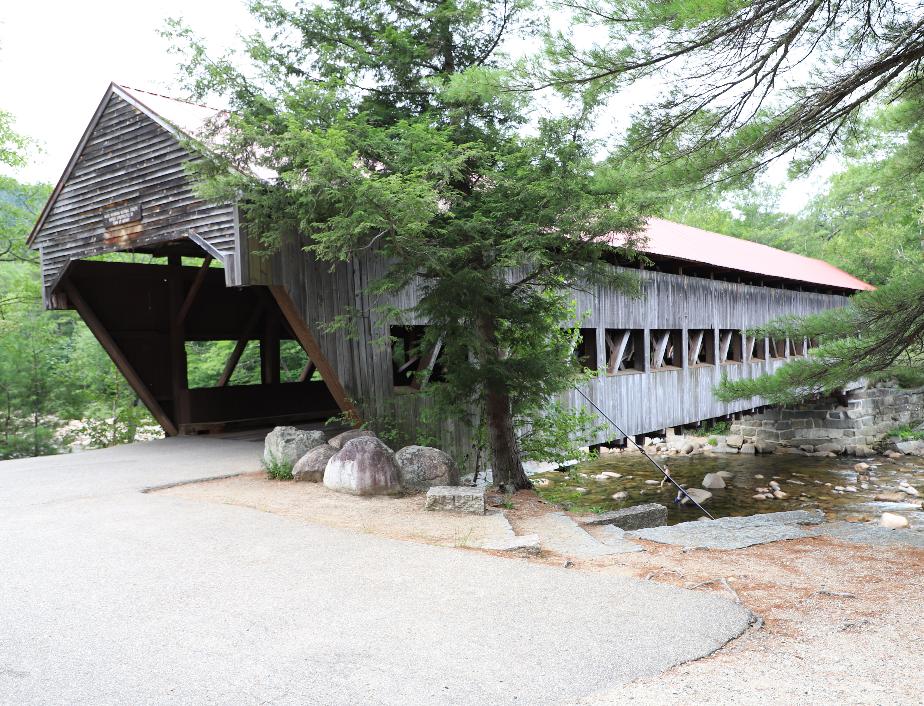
xmin=268 ymin=285 xmax=361 ymax=423
xmin=261 ymin=314 xmax=281 ymax=385
xmin=64 ymin=281 xmax=178 ymax=436
xmin=176 ymin=255 xmax=213 ymax=327
xmin=217 ymin=304 xmax=264 ymax=387
xmin=167 ymin=256 xmax=190 ymax=427
xmin=297 ymin=360 xmax=316 ymax=383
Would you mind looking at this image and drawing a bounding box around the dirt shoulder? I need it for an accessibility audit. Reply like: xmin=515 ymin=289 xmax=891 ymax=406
xmin=160 ymin=475 xmax=924 ymax=705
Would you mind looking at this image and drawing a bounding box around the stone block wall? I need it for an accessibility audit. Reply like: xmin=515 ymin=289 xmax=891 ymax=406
xmin=730 ymin=383 xmax=924 ymax=456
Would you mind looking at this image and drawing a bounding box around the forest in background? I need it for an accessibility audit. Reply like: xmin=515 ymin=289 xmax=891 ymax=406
xmin=1 ymin=93 xmax=916 ymax=459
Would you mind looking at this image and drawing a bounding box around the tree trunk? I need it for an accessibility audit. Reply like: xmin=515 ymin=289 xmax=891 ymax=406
xmin=484 ymin=384 xmax=531 ymax=491
xmin=477 ymin=314 xmax=531 ymax=492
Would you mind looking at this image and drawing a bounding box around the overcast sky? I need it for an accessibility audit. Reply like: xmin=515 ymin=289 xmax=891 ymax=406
xmin=1 ymin=1 xmax=831 ymax=212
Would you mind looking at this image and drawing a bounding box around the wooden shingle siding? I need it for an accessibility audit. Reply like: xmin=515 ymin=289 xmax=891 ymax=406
xmin=32 ymin=92 xmax=237 ymax=305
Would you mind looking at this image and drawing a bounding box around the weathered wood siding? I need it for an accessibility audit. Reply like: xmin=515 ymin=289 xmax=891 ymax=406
xmin=32 ymin=89 xmax=854 ymax=462
xmin=560 ymin=271 xmax=847 ymax=442
xmin=32 ymin=91 xmax=238 ymax=306
xmin=256 ymin=233 xmax=850 ymax=467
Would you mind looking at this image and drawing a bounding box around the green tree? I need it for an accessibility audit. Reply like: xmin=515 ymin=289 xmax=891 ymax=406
xmin=166 ymin=0 xmax=647 ymax=488
xmin=550 ymin=0 xmax=924 ymax=177
xmin=551 ymin=0 xmax=924 ymax=401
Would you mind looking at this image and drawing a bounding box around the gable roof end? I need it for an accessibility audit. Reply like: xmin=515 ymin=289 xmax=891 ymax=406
xmin=26 ymin=83 xmax=219 ymax=248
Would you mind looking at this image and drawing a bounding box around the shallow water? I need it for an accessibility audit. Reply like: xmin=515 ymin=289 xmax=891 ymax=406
xmin=531 ymin=452 xmax=924 ymax=525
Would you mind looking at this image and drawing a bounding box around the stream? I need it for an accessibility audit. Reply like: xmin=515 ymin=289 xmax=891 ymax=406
xmin=531 ymin=452 xmax=924 ymax=524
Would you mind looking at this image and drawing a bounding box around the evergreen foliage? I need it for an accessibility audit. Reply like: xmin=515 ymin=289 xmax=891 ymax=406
xmin=549 ymin=0 xmax=924 ymax=403
xmin=165 ymin=0 xmax=649 ymax=488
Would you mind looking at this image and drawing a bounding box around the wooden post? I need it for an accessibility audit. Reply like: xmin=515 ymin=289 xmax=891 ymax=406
xmin=297 ymin=360 xmax=316 ymax=383
xmin=176 ymin=255 xmax=213 ymax=327
xmin=167 ymin=256 xmax=190 ymax=428
xmin=64 ymin=281 xmax=178 ymax=436
xmin=268 ymin=286 xmax=361 ymax=422
xmin=217 ymin=304 xmax=264 ymax=387
xmin=261 ymin=313 xmax=281 ymax=385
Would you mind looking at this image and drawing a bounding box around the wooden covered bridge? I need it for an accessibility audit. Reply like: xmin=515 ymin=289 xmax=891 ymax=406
xmin=28 ymin=83 xmax=872 ymax=465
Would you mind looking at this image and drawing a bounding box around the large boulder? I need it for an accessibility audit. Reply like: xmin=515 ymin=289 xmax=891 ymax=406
xmin=323 ymin=436 xmax=401 ymax=495
xmin=395 ymin=445 xmax=458 ymax=488
xmin=292 ymin=444 xmax=338 ymax=482
xmin=328 ymin=428 xmax=377 ymax=449
xmin=701 ymin=473 xmax=726 ymax=489
xmin=264 ymin=426 xmax=327 ymax=466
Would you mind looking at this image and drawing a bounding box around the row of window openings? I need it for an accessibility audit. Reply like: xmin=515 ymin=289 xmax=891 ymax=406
xmin=390 ymin=325 xmax=813 ymax=388
xmin=576 ymin=328 xmax=813 ymax=374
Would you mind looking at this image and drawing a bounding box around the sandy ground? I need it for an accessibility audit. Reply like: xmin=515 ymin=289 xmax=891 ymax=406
xmin=160 ymin=472 xmax=513 ymax=548
xmin=162 ymin=475 xmax=924 ymax=705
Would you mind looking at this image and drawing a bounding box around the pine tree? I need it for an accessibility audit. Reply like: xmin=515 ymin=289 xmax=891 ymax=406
xmin=166 ymin=0 xmax=646 ymax=488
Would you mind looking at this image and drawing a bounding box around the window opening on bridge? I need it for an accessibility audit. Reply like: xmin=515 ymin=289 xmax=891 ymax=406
xmin=186 ymin=339 xmax=315 ymax=388
xmin=687 ymin=329 xmax=716 ymax=366
xmin=718 ymin=329 xmax=743 ymax=364
xmin=650 ymin=329 xmax=682 ymax=370
xmin=391 ymin=325 xmax=445 ymax=389
xmin=604 ymin=329 xmax=644 ymax=374
xmin=769 ymin=337 xmax=788 ymax=359
xmin=574 ymin=328 xmax=599 ymax=371
xmin=748 ymin=335 xmax=768 ymax=361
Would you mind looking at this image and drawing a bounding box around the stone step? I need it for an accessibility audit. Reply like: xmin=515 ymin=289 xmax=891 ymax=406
xmin=518 ymin=512 xmax=643 ymax=558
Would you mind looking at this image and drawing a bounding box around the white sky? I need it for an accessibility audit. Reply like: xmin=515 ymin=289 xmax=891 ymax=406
xmin=0 ymin=1 xmax=830 ymax=213
xmin=0 ymin=1 xmax=255 ymax=183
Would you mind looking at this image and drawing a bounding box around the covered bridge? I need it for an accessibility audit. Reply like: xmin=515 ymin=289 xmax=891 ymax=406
xmin=28 ymin=83 xmax=872 ymax=466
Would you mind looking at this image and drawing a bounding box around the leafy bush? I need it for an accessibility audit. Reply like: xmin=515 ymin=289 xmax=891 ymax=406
xmin=707 ymin=437 xmax=719 ymax=446
xmin=517 ymin=403 xmax=606 ymax=465
xmin=890 ymin=424 xmax=924 ymax=441
xmin=700 ymin=421 xmax=731 ymax=435
xmin=263 ymin=454 xmax=294 ymax=480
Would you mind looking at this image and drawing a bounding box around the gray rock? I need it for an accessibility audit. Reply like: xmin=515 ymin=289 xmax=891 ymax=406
xmin=264 ymin=426 xmax=327 ymax=466
xmin=895 ymin=440 xmax=924 ymax=456
xmin=292 ymin=444 xmax=338 ymax=482
xmin=680 ymin=488 xmax=712 ymax=505
xmin=815 ymin=442 xmax=845 ymax=454
xmin=628 ymin=510 xmax=825 ymax=550
xmin=710 ymin=444 xmax=738 ymax=454
xmin=880 ymin=512 xmax=909 ymax=529
xmin=701 ymin=473 xmax=726 ymax=489
xmin=680 ymin=442 xmax=695 ymax=454
xmin=425 ymin=486 xmax=485 ymax=514
xmin=739 ymin=443 xmax=756 ymax=455
xmin=323 ymin=436 xmax=401 ymax=495
xmin=725 ymin=435 xmax=743 ymax=449
xmin=395 ymin=445 xmax=458 ymax=488
xmin=481 ymin=533 xmax=541 ymax=555
xmin=577 ymin=503 xmax=668 ymax=531
xmin=328 ymin=428 xmax=377 ymax=449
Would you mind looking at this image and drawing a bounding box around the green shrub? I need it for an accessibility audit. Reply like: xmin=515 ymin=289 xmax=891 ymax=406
xmin=707 ymin=437 xmax=718 ymax=446
xmin=263 ymin=454 xmax=294 ymax=480
xmin=700 ymin=421 xmax=731 ymax=435
xmin=890 ymin=424 xmax=924 ymax=441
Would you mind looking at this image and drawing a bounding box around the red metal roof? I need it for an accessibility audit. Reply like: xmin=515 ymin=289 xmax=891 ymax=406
xmin=622 ymin=218 xmax=874 ymax=292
